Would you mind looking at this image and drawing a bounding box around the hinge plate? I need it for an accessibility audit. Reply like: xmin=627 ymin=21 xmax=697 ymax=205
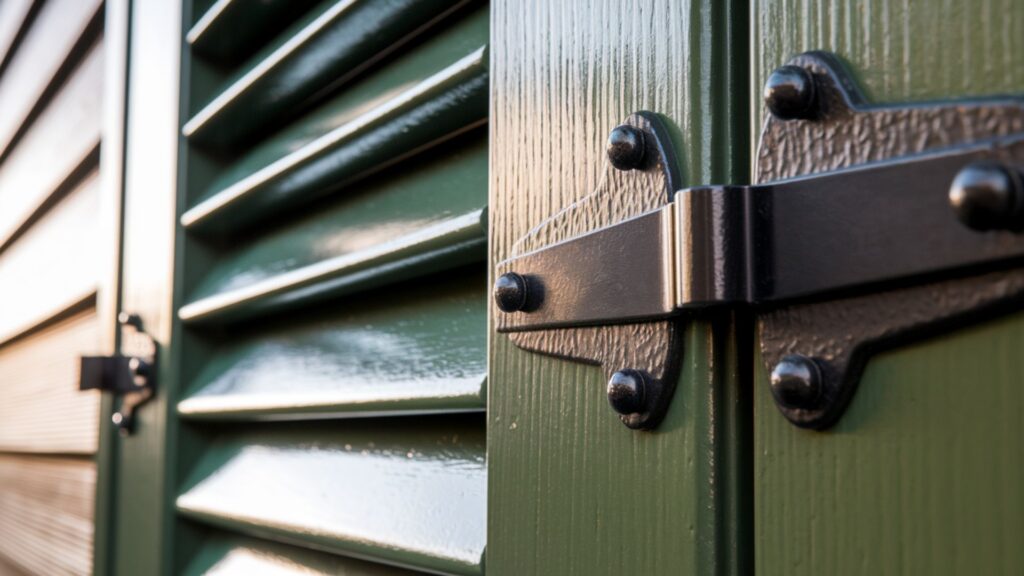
xmin=495 ymin=51 xmax=1024 ymax=430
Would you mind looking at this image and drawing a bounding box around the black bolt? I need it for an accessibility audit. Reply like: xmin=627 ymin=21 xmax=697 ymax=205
xmin=770 ymin=354 xmax=823 ymax=410
xmin=607 ymin=369 xmax=647 ymax=415
xmin=949 ymin=162 xmax=1024 ymax=231
xmin=494 ymin=272 xmax=529 ymax=313
xmin=764 ymin=65 xmax=818 ymax=120
xmin=118 ymin=312 xmax=144 ymax=331
xmin=606 ymin=125 xmax=646 ymax=171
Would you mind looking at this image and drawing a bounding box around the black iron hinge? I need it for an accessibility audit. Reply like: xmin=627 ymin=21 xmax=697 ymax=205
xmin=494 ymin=51 xmax=1024 ymax=431
xmin=79 ymin=313 xmax=157 ymax=436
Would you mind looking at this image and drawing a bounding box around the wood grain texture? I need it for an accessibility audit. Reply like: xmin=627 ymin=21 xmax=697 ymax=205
xmin=0 ymin=309 xmax=101 ymax=453
xmin=754 ymin=1 xmax=1024 ymax=574
xmin=0 ymin=455 xmax=96 ymax=576
xmin=489 ymin=1 xmax=749 ymax=574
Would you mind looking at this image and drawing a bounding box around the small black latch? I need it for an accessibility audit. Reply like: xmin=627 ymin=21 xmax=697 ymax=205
xmin=79 ymin=313 xmax=157 ymax=436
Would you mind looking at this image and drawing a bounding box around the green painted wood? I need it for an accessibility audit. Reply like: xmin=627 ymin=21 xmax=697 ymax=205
xmin=753 ymin=1 xmax=1024 ymax=574
xmin=183 ymin=0 xmax=474 ymax=150
xmin=178 ymin=271 xmax=487 ymax=419
xmin=487 ymin=1 xmax=750 ymax=574
xmin=187 ymin=0 xmax=319 ymax=65
xmin=181 ymin=4 xmax=488 ymax=236
xmin=176 ymin=417 xmax=486 ymax=575
xmin=182 ymin=532 xmax=420 ymax=575
xmin=179 ymin=133 xmax=487 ymax=324
xmin=111 ymin=0 xmax=186 ymax=574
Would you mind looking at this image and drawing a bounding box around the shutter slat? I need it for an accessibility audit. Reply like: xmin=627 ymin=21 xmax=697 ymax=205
xmin=183 ymin=532 xmax=422 ymax=575
xmin=183 ymin=0 xmax=474 ymax=149
xmin=180 ymin=134 xmax=486 ymax=324
xmin=182 ymin=45 xmax=488 ymax=235
xmin=176 ymin=419 xmax=486 ymax=575
xmin=178 ymin=273 xmax=486 ymax=420
xmin=187 ymin=0 xmax=319 ymax=65
xmin=178 ymin=2 xmax=489 ymax=573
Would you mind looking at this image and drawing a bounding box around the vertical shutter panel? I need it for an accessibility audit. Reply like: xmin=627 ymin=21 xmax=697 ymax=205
xmin=176 ymin=2 xmax=489 ymax=574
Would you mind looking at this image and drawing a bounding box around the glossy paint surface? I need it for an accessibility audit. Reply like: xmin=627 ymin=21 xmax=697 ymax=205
xmin=168 ymin=0 xmax=491 ymax=573
xmin=187 ymin=0 xmax=319 ymax=65
xmin=179 ymin=273 xmax=487 ymax=419
xmin=184 ymin=0 xmax=471 ymax=149
xmin=488 ymin=0 xmax=750 ymax=574
xmin=753 ymin=1 xmax=1024 ymax=574
xmin=181 ymin=135 xmax=487 ymax=323
xmin=184 ymin=533 xmax=418 ymax=575
xmin=177 ymin=418 xmax=486 ymax=575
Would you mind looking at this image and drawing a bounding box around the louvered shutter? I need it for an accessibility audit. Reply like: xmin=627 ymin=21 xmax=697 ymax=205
xmin=172 ymin=1 xmax=489 ymax=574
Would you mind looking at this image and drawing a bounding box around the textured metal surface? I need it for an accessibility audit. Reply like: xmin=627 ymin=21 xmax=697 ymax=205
xmin=756 ymin=52 xmax=1024 ymax=183
xmin=761 ymin=269 xmax=1024 ymax=428
xmin=755 ymin=52 xmax=1024 ymax=430
xmin=497 ymin=111 xmax=684 ymax=429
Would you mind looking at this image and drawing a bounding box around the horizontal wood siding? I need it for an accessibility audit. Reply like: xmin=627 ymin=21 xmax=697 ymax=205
xmin=0 ymin=0 xmax=110 ymax=573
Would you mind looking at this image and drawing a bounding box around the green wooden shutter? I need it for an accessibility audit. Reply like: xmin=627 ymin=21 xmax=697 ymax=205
xmin=170 ymin=1 xmax=490 ymax=574
xmin=752 ymin=2 xmax=1024 ymax=574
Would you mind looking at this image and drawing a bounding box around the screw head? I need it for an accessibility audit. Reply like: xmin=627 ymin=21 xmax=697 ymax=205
xmin=494 ymin=272 xmax=529 ymax=313
xmin=770 ymin=354 xmax=823 ymax=410
xmin=606 ymin=125 xmax=646 ymax=171
xmin=764 ymin=65 xmax=817 ymax=120
xmin=949 ymin=162 xmax=1024 ymax=231
xmin=607 ymin=369 xmax=647 ymax=415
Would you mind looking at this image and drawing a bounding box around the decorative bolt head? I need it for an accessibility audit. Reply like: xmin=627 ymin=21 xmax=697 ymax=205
xmin=949 ymin=161 xmax=1024 ymax=231
xmin=764 ymin=65 xmax=818 ymax=120
xmin=494 ymin=272 xmax=529 ymax=313
xmin=606 ymin=125 xmax=646 ymax=171
xmin=607 ymin=369 xmax=647 ymax=415
xmin=770 ymin=354 xmax=823 ymax=410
